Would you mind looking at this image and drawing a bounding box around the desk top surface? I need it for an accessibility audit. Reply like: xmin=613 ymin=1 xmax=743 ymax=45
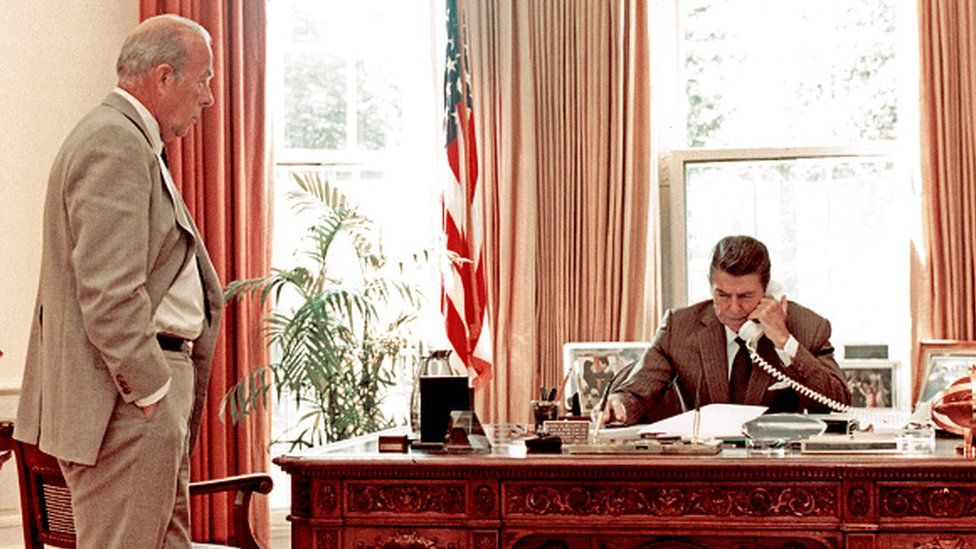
xmin=274 ymin=424 xmax=975 ymax=474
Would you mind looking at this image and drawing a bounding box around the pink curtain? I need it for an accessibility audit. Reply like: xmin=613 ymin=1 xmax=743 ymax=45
xmin=465 ymin=0 xmax=653 ymax=423
xmin=915 ymin=0 xmax=976 ymax=398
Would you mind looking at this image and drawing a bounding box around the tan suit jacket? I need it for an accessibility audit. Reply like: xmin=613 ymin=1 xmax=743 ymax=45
xmin=614 ymin=300 xmax=850 ymax=422
xmin=15 ymin=93 xmax=223 ymax=465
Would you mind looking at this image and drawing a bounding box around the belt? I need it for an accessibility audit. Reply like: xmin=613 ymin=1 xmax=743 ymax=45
xmin=157 ymin=334 xmax=191 ymax=353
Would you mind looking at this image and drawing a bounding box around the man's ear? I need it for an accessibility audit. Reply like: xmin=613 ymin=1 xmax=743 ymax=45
xmin=148 ymin=63 xmax=176 ymax=95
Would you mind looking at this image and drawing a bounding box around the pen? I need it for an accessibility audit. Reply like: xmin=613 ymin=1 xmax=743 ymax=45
xmin=553 ymin=372 xmax=571 ymax=405
xmin=593 ymin=368 xmax=621 ymax=439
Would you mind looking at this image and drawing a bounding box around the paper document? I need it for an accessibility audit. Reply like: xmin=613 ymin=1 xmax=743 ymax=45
xmin=591 ymin=423 xmax=648 ymax=441
xmin=639 ymin=404 xmax=767 ymax=440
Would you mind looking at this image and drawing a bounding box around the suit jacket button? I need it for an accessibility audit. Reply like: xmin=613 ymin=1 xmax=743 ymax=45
xmin=116 ymin=375 xmax=132 ymax=395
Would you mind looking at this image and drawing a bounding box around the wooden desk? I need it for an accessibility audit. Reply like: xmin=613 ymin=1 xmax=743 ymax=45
xmin=275 ymin=429 xmax=976 ymax=548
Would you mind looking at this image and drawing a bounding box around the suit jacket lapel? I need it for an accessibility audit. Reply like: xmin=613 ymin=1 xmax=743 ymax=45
xmin=161 ymin=176 xmax=196 ymax=236
xmin=697 ymin=307 xmax=730 ymax=404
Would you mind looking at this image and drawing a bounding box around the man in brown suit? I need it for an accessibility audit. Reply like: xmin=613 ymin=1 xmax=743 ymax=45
xmin=603 ymin=235 xmax=850 ymax=425
xmin=14 ymin=14 xmax=221 ymax=548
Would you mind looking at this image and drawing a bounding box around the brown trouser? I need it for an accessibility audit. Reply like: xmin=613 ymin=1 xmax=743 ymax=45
xmin=59 ymin=350 xmax=194 ymax=549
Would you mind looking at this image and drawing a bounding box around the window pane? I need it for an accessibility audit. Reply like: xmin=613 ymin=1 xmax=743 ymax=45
xmin=277 ymin=0 xmax=422 ymax=154
xmin=357 ymin=59 xmax=402 ymax=150
xmin=682 ymin=0 xmax=899 ymax=147
xmin=283 ymin=52 xmax=346 ymax=149
xmin=684 ymin=157 xmax=908 ymax=359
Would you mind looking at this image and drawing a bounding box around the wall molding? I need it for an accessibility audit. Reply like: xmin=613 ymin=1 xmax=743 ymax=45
xmin=0 ymin=379 xmax=20 ymax=398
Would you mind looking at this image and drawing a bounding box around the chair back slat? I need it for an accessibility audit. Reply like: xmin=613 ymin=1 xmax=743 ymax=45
xmin=1 ymin=421 xmax=77 ymax=547
xmin=40 ymin=480 xmax=77 ymax=538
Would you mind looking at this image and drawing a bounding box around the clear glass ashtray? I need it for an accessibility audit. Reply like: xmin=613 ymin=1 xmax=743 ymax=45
xmin=742 ymin=414 xmax=828 ymax=455
xmin=898 ymin=423 xmax=936 ymax=454
xmin=745 ymin=437 xmax=790 ymax=456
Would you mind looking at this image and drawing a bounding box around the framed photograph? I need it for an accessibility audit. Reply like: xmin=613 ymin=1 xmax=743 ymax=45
xmin=916 ymin=340 xmax=976 ymax=408
xmin=838 ymin=360 xmax=897 ymax=409
xmin=562 ymin=342 xmax=651 ymax=415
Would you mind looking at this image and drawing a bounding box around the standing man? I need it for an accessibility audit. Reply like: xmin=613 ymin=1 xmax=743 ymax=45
xmin=602 ymin=235 xmax=850 ymax=424
xmin=14 ymin=14 xmax=222 ymax=548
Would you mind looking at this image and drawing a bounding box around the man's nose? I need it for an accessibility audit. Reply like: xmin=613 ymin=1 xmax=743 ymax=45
xmin=202 ymin=87 xmax=214 ymax=108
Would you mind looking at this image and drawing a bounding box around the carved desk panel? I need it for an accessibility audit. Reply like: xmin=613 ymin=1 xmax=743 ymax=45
xmin=275 ymin=432 xmax=976 ymax=549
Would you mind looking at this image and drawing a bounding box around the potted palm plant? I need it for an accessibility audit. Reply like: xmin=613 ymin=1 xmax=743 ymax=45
xmin=222 ymin=170 xmax=425 ymax=449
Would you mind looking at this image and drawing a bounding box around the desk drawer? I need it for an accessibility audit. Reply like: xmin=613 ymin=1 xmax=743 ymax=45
xmin=344 ymin=479 xmax=498 ymax=519
xmin=873 ymin=533 xmax=976 ymax=548
xmin=343 ymin=527 xmax=474 ymax=548
xmin=504 ymin=480 xmax=840 ymax=523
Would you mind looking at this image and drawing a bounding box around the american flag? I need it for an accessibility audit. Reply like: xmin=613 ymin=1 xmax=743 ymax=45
xmin=443 ymin=0 xmax=492 ymax=386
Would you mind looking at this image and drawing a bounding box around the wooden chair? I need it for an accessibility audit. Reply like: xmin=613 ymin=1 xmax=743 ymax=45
xmin=0 ymin=420 xmax=272 ymax=549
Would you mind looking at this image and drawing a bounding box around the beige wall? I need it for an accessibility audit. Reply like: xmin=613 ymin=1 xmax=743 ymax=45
xmin=0 ymin=1 xmax=137 ymax=546
xmin=0 ymin=1 xmax=138 ymax=386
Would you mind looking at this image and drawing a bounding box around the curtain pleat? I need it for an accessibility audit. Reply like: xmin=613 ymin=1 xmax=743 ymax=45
xmin=916 ymin=0 xmax=976 ymax=399
xmin=467 ymin=0 xmax=652 ymax=423
xmin=140 ymin=1 xmax=270 ymax=544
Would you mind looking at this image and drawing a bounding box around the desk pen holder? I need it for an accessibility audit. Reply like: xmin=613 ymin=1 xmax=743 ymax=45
xmin=530 ymin=400 xmax=558 ymax=433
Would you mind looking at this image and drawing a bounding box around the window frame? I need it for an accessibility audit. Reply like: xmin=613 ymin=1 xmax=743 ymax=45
xmin=659 ymin=144 xmax=897 ymax=311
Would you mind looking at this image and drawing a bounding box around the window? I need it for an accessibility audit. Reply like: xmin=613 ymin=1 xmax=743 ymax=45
xmin=268 ymin=0 xmax=444 ymax=508
xmin=657 ymin=0 xmax=917 ymax=408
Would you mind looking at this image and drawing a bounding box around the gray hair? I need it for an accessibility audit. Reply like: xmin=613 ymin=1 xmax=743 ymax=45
xmin=116 ymin=14 xmax=211 ymax=87
xmin=707 ymin=235 xmax=772 ymax=289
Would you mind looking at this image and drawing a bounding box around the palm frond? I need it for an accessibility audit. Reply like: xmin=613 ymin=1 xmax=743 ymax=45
xmin=222 ymin=169 xmax=430 ymax=447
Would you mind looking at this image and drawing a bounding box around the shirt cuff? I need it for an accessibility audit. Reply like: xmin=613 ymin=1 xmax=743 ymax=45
xmin=135 ymin=378 xmax=171 ymax=407
xmin=775 ymin=335 xmax=800 ymax=367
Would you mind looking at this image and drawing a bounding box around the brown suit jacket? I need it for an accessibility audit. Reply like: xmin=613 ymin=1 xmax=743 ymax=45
xmin=613 ymin=300 xmax=850 ymax=423
xmin=15 ymin=92 xmax=223 ymax=465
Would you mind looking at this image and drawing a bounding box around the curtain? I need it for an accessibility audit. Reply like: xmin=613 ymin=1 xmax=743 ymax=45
xmin=465 ymin=0 xmax=652 ymax=423
xmin=140 ymin=1 xmax=270 ymax=545
xmin=916 ymin=1 xmax=976 ymax=398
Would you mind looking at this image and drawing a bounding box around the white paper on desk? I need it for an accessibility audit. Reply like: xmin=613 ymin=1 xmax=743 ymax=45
xmin=638 ymin=404 xmax=767 ymax=439
xmin=592 ymin=423 xmax=648 ymax=440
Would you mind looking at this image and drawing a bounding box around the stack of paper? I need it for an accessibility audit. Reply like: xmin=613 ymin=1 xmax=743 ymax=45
xmin=638 ymin=404 xmax=767 ymax=440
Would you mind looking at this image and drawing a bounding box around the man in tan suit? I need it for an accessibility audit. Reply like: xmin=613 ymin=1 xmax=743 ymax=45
xmin=14 ymin=14 xmax=221 ymax=548
xmin=603 ymin=235 xmax=850 ymax=424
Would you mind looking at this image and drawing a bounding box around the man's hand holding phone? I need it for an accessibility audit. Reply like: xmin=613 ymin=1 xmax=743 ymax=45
xmin=747 ymin=293 xmax=790 ymax=349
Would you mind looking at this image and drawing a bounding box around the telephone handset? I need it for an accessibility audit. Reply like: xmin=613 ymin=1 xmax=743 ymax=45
xmin=736 ymin=283 xmax=851 ymax=413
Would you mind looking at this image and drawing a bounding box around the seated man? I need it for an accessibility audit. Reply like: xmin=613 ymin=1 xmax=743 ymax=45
xmin=602 ymin=235 xmax=851 ymax=425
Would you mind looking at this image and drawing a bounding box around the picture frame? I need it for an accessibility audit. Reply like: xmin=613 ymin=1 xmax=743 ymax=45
xmin=916 ymin=340 xmax=976 ymax=409
xmin=838 ymin=359 xmax=897 ymax=409
xmin=562 ymin=342 xmax=651 ymax=415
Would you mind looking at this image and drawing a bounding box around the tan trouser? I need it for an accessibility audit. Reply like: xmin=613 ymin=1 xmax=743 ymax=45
xmin=59 ymin=350 xmax=194 ymax=549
